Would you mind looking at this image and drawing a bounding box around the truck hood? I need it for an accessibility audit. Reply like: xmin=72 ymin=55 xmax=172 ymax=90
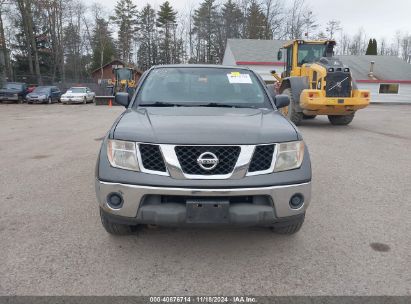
xmin=113 ymin=107 xmax=299 ymax=145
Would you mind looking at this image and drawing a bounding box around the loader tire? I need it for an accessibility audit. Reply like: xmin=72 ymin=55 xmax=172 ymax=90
xmin=303 ymin=114 xmax=316 ymax=119
xmin=281 ymin=88 xmax=303 ymax=126
xmin=328 ymin=114 xmax=355 ymax=125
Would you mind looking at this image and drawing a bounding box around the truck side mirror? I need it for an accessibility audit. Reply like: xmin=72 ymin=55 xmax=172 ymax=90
xmin=115 ymin=92 xmax=130 ymax=107
xmin=274 ymin=94 xmax=290 ymax=109
xmin=277 ymin=50 xmax=283 ymax=61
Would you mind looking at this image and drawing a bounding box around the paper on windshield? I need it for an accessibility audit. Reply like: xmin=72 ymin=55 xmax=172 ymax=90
xmin=227 ymin=72 xmax=252 ymax=84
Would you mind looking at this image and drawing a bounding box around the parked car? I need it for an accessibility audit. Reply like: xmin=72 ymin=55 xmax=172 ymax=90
xmin=95 ymin=65 xmax=312 ymax=235
xmin=26 ymin=86 xmax=61 ymax=104
xmin=61 ymin=87 xmax=96 ymax=104
xmin=0 ymin=82 xmax=28 ymax=103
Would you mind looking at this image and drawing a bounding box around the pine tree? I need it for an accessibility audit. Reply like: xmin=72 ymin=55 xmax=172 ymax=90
xmin=245 ymin=1 xmax=267 ymax=39
xmin=366 ymin=39 xmax=373 ymax=55
xmin=91 ymin=18 xmax=117 ymax=73
xmin=193 ymin=0 xmax=220 ymax=63
xmin=111 ymin=0 xmax=138 ymax=63
xmin=157 ymin=1 xmax=177 ymax=64
xmin=366 ymin=38 xmax=378 ymax=55
xmin=221 ymin=0 xmax=243 ymax=40
xmin=137 ymin=4 xmax=157 ymax=70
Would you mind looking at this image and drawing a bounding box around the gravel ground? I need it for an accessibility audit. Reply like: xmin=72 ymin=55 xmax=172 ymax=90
xmin=0 ymin=104 xmax=410 ymax=296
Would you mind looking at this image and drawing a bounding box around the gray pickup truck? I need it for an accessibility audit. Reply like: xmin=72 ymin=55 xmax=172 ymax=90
xmin=95 ymin=65 xmax=311 ymax=235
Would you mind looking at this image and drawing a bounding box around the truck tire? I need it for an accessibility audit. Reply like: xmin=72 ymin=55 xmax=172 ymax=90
xmin=328 ymin=114 xmax=355 ymax=125
xmin=282 ymin=88 xmax=303 ymax=125
xmin=100 ymin=209 xmax=136 ymax=235
xmin=303 ymin=114 xmax=316 ymax=119
xmin=271 ymin=213 xmax=305 ymax=235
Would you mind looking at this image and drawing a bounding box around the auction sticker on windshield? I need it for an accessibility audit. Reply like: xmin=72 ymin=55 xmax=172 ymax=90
xmin=227 ymin=72 xmax=252 ymax=84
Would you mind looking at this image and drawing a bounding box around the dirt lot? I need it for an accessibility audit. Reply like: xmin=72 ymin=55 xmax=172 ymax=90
xmin=0 ymin=104 xmax=410 ymax=296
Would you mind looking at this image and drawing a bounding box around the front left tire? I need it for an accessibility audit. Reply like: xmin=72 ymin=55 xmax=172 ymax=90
xmin=281 ymin=88 xmax=304 ymax=126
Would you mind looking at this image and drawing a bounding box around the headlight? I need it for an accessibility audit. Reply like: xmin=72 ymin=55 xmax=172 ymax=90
xmin=274 ymin=141 xmax=305 ymax=172
xmin=107 ymin=139 xmax=139 ymax=171
xmin=13 ymin=93 xmax=18 ymax=97
xmin=39 ymin=95 xmax=46 ymax=99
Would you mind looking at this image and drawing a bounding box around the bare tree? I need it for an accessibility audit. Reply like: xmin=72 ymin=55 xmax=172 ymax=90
xmin=262 ymin=0 xmax=284 ymax=39
xmin=325 ymin=20 xmax=341 ymax=40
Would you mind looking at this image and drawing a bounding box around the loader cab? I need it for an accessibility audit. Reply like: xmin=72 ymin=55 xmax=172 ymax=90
xmin=279 ymin=40 xmax=336 ymax=78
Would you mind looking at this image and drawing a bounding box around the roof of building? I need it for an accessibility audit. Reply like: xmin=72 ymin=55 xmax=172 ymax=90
xmin=225 ymin=39 xmax=411 ymax=81
xmin=226 ymin=39 xmax=288 ymax=66
xmin=90 ymin=59 xmax=143 ymax=75
xmin=336 ymin=55 xmax=411 ymax=82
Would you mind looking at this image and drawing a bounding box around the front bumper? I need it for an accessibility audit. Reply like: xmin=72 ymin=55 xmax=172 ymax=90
xmin=61 ymin=98 xmax=83 ymax=104
xmin=95 ymin=180 xmax=311 ymax=226
xmin=300 ymin=89 xmax=370 ymax=115
xmin=0 ymin=96 xmax=19 ymax=101
xmin=27 ymin=98 xmax=47 ymax=103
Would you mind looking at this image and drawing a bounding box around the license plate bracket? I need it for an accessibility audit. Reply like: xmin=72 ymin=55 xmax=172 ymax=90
xmin=186 ymin=199 xmax=229 ymax=224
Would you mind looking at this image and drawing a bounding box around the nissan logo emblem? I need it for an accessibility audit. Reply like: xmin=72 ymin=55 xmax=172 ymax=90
xmin=197 ymin=152 xmax=219 ymax=171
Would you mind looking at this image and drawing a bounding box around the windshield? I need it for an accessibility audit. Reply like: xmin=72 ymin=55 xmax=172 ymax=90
xmin=298 ymin=44 xmax=327 ymax=66
xmin=68 ymin=88 xmax=86 ymax=93
xmin=3 ymin=83 xmax=23 ymax=90
xmin=33 ymin=87 xmax=50 ymax=94
xmin=136 ymin=67 xmax=271 ymax=108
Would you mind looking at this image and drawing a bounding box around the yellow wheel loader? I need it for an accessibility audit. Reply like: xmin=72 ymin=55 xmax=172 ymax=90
xmin=113 ymin=67 xmax=137 ymax=95
xmin=273 ymin=40 xmax=370 ymax=125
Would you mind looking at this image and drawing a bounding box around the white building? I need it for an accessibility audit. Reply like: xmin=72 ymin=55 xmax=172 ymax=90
xmin=223 ymin=39 xmax=411 ymax=103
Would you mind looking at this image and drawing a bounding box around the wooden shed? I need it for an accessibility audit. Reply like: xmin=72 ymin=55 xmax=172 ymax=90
xmin=91 ymin=59 xmax=143 ymax=85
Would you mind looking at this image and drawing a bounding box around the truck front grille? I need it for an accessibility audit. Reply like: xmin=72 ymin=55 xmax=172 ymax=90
xmin=139 ymin=144 xmax=167 ymax=172
xmin=326 ymin=72 xmax=352 ymax=98
xmin=175 ymin=146 xmax=241 ymax=175
xmin=248 ymin=144 xmax=275 ymax=172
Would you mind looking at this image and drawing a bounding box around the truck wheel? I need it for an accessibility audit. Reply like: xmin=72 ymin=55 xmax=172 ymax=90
xmin=328 ymin=114 xmax=355 ymax=125
xmin=303 ymin=114 xmax=316 ymax=119
xmin=100 ymin=209 xmax=136 ymax=235
xmin=271 ymin=213 xmax=305 ymax=235
xmin=281 ymin=88 xmax=303 ymax=125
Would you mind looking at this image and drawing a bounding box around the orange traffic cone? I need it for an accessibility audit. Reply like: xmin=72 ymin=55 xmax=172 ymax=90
xmin=108 ymin=99 xmax=112 ymax=107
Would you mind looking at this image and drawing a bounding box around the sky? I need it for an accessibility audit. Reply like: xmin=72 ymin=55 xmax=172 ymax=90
xmin=98 ymin=0 xmax=411 ymax=41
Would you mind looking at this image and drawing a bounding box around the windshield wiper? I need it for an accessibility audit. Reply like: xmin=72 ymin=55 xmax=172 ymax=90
xmin=197 ymin=102 xmax=257 ymax=109
xmin=139 ymin=101 xmax=185 ymax=107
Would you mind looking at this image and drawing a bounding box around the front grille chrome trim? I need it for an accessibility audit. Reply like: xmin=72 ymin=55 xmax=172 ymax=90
xmin=136 ymin=143 xmax=278 ymax=180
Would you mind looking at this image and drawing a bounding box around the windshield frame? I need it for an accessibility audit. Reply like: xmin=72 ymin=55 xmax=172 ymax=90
xmin=132 ymin=66 xmax=274 ymax=110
